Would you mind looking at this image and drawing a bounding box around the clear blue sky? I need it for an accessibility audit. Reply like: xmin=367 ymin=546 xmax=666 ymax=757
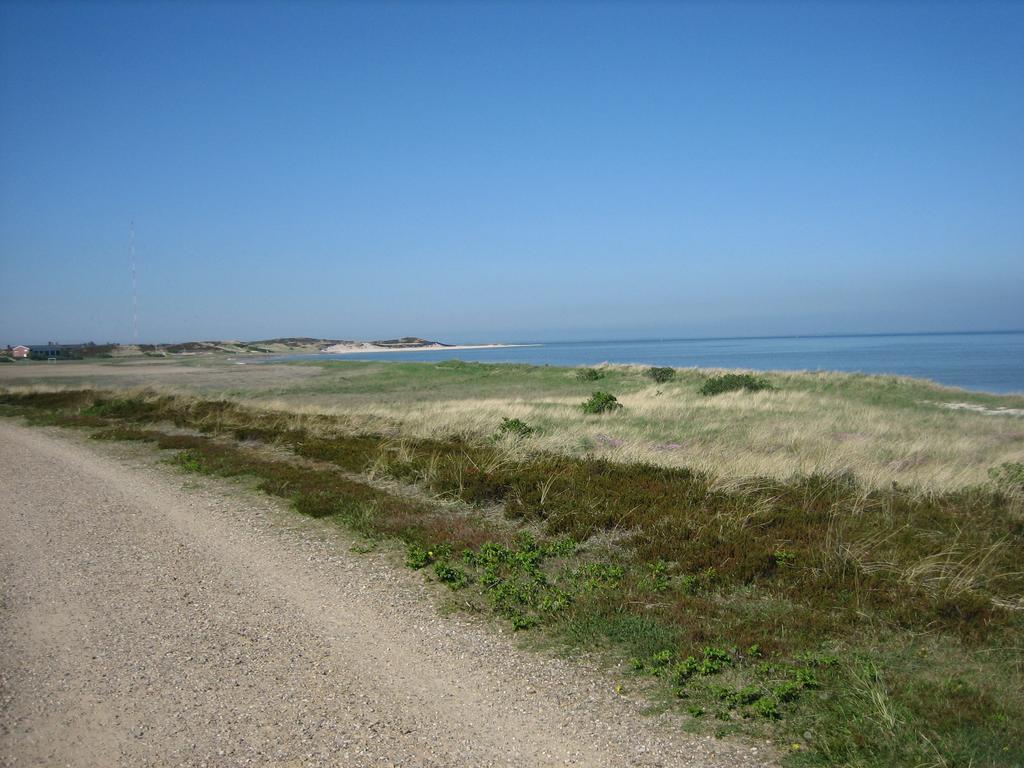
xmin=1 ymin=1 xmax=1022 ymax=344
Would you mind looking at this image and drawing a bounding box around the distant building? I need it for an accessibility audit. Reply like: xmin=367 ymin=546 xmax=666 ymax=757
xmin=12 ymin=345 xmax=29 ymax=359
xmin=27 ymin=343 xmax=81 ymax=360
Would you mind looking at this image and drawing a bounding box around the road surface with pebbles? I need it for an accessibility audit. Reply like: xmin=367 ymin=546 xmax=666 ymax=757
xmin=0 ymin=420 xmax=776 ymax=767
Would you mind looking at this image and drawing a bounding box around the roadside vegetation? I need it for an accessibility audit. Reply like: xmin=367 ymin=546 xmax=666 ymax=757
xmin=1 ymin=386 xmax=1021 ymax=766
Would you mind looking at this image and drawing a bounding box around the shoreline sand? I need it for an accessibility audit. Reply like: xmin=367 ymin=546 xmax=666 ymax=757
xmin=319 ymin=343 xmax=538 ymax=355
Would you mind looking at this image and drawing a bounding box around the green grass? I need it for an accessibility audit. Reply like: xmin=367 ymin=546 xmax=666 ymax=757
xmin=1 ymin=387 xmax=1021 ymax=766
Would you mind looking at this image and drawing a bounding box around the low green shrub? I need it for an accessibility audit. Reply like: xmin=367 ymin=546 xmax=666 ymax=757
xmin=645 ymin=367 xmax=675 ymax=383
xmin=575 ymin=367 xmax=604 ymax=382
xmin=406 ymin=543 xmax=432 ymax=569
xmin=495 ymin=417 xmax=534 ymax=439
xmin=174 ymin=448 xmax=207 ymax=473
xmin=434 ymin=559 xmax=470 ymax=589
xmin=752 ymin=698 xmax=780 ymax=720
xmin=458 ymin=534 xmax=577 ymax=629
xmin=773 ymin=549 xmax=796 ymax=567
xmin=582 ymin=391 xmax=623 ymax=414
xmin=773 ymin=680 xmax=802 ymax=702
xmin=699 ymin=373 xmax=773 ymax=396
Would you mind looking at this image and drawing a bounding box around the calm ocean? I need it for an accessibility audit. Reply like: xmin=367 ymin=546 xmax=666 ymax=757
xmin=279 ymin=332 xmax=1024 ymax=395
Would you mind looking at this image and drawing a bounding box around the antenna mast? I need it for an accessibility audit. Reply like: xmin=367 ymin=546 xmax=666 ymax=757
xmin=130 ymin=222 xmax=139 ymax=343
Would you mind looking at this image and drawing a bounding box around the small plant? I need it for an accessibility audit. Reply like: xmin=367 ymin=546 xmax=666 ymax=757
xmin=405 ymin=543 xmax=432 ymax=569
xmin=702 ymin=647 xmax=733 ymax=665
xmin=728 ymin=685 xmax=763 ymax=707
xmin=644 ymin=560 xmax=671 ymax=593
xmin=752 ymin=698 xmax=781 ymax=720
xmin=773 ymin=549 xmax=797 ymax=567
xmin=434 ymin=560 xmax=470 ymax=589
xmin=406 ymin=543 xmax=449 ymax=569
xmin=575 ymin=367 xmax=604 ymax=381
xmin=792 ymin=668 xmax=820 ymax=688
xmin=644 ymin=366 xmax=675 ymax=383
xmin=795 ymin=651 xmax=840 ymax=668
xmin=650 ymin=649 xmax=675 ymax=670
xmin=680 ymin=567 xmax=717 ymax=595
xmin=174 ymin=449 xmax=205 ymax=473
xmin=582 ymin=391 xmax=623 ymax=414
xmin=698 ymin=658 xmax=726 ymax=676
xmin=495 ymin=417 xmax=534 ymax=439
xmin=693 ymin=647 xmax=733 ymax=677
xmin=543 ymin=538 xmax=577 ymax=557
xmin=570 ymin=562 xmax=625 ymax=592
xmin=509 ymin=612 xmax=539 ymax=630
xmin=699 ymin=373 xmax=773 ymax=396
xmin=669 ymin=656 xmax=701 ymax=684
xmin=773 ymin=680 xmax=802 ymax=703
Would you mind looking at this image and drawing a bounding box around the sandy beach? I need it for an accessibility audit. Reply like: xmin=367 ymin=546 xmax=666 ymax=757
xmin=319 ymin=342 xmax=536 ymax=354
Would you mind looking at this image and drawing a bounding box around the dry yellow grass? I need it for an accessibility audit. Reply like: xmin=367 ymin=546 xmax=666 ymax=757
xmin=2 ymin=358 xmax=1022 ymax=490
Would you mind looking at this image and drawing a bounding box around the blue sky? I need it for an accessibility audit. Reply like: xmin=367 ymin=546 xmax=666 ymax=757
xmin=1 ymin=1 xmax=1022 ymax=344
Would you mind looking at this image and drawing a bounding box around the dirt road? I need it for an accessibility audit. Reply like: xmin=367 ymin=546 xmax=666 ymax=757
xmin=0 ymin=420 xmax=772 ymax=767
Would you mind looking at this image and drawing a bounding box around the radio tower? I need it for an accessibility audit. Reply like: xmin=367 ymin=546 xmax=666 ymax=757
xmin=130 ymin=222 xmax=139 ymax=343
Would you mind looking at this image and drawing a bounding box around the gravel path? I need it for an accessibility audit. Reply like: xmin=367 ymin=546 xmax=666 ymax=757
xmin=0 ymin=420 xmax=775 ymax=767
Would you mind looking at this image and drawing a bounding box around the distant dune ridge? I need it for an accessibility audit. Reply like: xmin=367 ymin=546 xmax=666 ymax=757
xmin=3 ymin=336 xmax=515 ymax=358
xmin=320 ymin=337 xmax=450 ymax=353
xmin=320 ymin=337 xmax=519 ymax=355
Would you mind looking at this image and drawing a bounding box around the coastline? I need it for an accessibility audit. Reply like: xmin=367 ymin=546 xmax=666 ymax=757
xmin=319 ymin=343 xmax=538 ymax=355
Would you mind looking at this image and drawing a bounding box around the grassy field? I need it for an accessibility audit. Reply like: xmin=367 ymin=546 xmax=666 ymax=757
xmin=2 ymin=356 xmax=1022 ymax=489
xmin=1 ymin=358 xmax=1022 ymax=766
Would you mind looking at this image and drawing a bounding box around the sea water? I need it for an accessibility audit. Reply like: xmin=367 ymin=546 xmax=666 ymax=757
xmin=267 ymin=332 xmax=1024 ymax=395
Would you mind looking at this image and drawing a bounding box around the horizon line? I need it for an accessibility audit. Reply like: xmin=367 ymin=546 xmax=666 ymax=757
xmin=6 ymin=328 xmax=1024 ymax=348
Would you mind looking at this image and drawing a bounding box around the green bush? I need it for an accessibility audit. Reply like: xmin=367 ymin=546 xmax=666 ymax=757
xmin=752 ymin=698 xmax=780 ymax=720
xmin=406 ymin=543 xmax=431 ymax=569
xmin=645 ymin=366 xmax=675 ymax=383
xmin=581 ymin=391 xmax=623 ymax=414
xmin=433 ymin=559 xmax=470 ymax=589
xmin=699 ymin=373 xmax=773 ymax=396
xmin=575 ymin=367 xmax=604 ymax=381
xmin=495 ymin=417 xmax=534 ymax=439
xmin=406 ymin=543 xmax=453 ymax=569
